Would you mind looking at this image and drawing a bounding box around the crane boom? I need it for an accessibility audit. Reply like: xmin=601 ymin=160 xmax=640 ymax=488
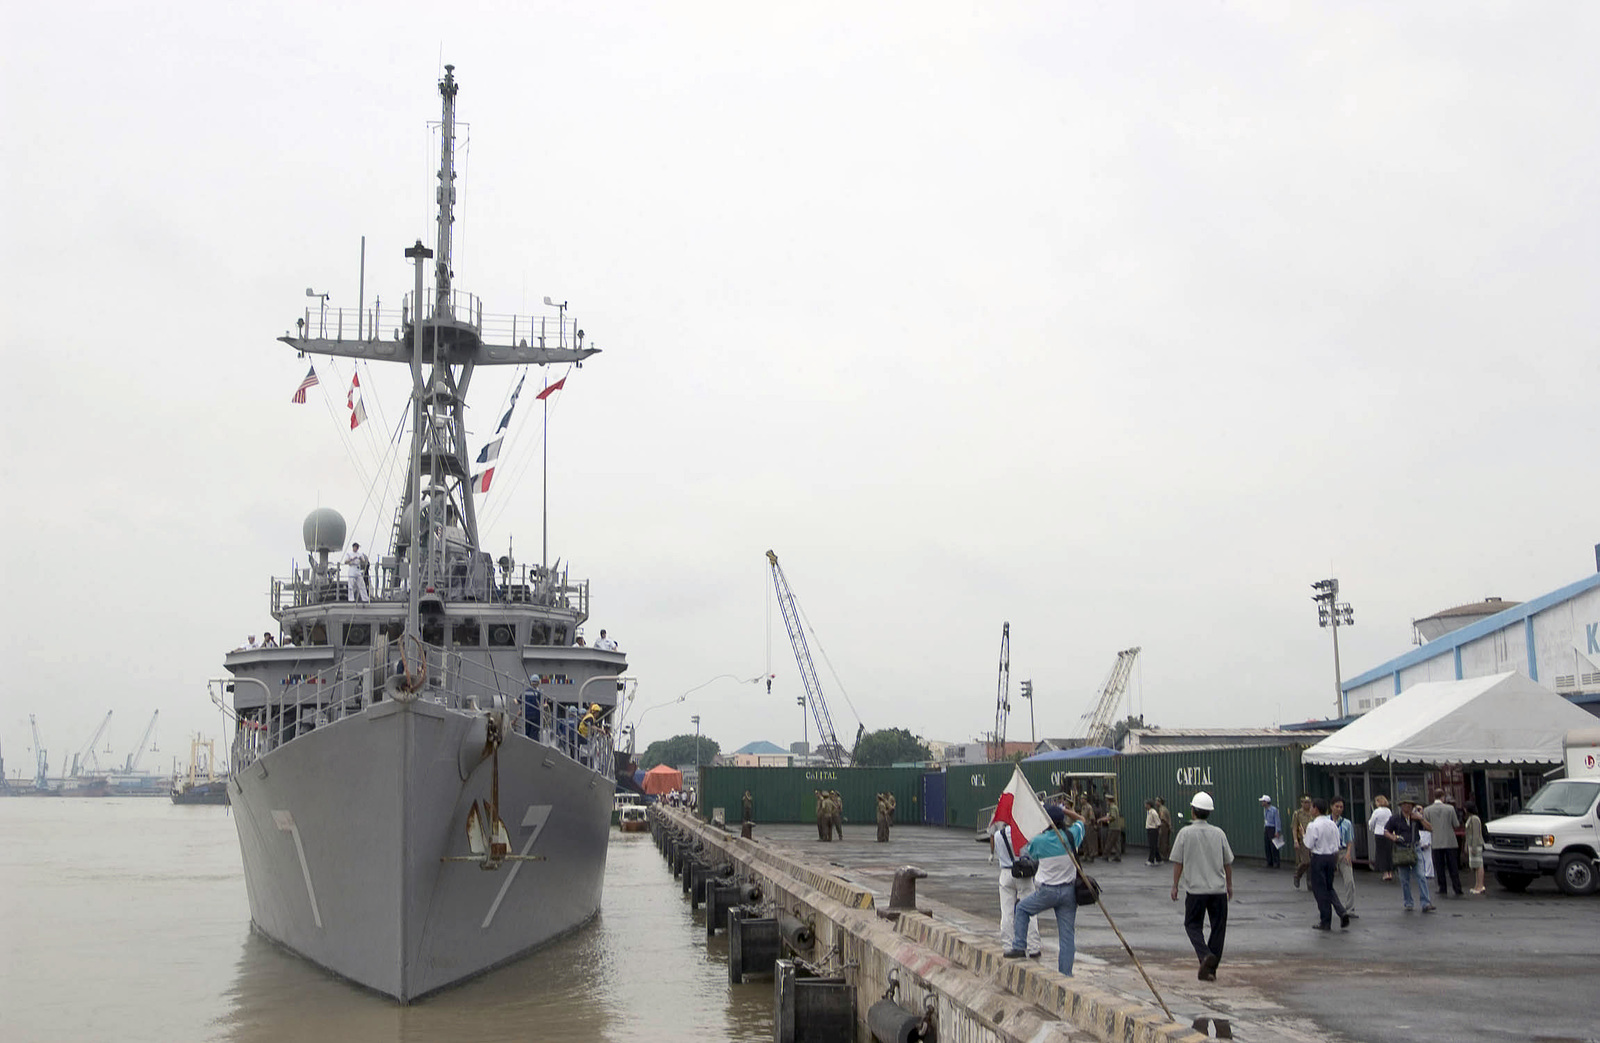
xmin=1080 ymin=647 xmax=1141 ymax=749
xmin=125 ymin=710 xmax=160 ymax=773
xmin=74 ymin=710 xmax=114 ymax=776
xmin=990 ymin=623 xmax=1010 ymax=762
xmin=28 ymin=715 xmax=48 ymax=790
xmin=766 ymin=550 xmax=846 ymax=766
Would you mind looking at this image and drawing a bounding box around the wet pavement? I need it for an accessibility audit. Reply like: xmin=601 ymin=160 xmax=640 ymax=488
xmin=737 ymin=822 xmax=1599 ymax=1043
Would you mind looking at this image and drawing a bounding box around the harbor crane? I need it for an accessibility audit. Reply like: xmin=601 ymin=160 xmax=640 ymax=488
xmin=28 ymin=715 xmax=48 ymax=789
xmin=989 ymin=623 xmax=1011 ymax=763
xmin=1077 ymin=647 xmax=1141 ymax=749
xmin=765 ymin=550 xmax=858 ymax=766
xmin=71 ymin=710 xmax=114 ymax=777
xmin=123 ymin=710 xmax=160 ymax=773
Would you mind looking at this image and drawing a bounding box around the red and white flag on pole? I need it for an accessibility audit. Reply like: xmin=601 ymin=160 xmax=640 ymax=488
xmin=291 ymin=365 xmax=319 ymax=404
xmin=347 ymin=372 xmax=366 ymax=429
xmin=990 ymin=766 xmax=1052 ymax=846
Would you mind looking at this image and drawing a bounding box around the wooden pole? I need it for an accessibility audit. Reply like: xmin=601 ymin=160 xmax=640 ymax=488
xmin=1048 ymin=811 xmax=1175 ymax=1022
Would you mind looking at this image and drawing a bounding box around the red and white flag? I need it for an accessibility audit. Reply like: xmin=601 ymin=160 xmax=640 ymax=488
xmin=290 ymin=365 xmax=319 ymax=404
xmin=347 ymin=372 xmax=366 ymax=429
xmin=535 ymin=376 xmax=566 ymax=401
xmin=990 ymin=766 xmax=1052 ymax=846
xmin=471 ymin=468 xmax=495 ymax=494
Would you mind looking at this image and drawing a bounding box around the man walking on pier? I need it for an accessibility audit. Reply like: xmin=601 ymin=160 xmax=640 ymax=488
xmin=1260 ymin=795 xmax=1283 ymax=868
xmin=1170 ymin=791 xmax=1233 ymax=981
xmin=1304 ymin=798 xmax=1350 ymax=930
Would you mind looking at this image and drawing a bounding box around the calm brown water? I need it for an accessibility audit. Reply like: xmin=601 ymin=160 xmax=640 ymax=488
xmin=0 ymin=798 xmax=771 ymax=1043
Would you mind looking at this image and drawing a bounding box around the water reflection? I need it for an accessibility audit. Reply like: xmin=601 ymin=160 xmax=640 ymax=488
xmin=214 ymin=834 xmax=771 ymax=1043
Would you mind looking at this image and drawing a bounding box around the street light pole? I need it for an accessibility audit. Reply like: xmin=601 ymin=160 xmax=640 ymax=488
xmin=691 ymin=715 xmax=701 ymax=771
xmin=797 ymin=696 xmax=806 ymax=760
xmin=1312 ymin=578 xmax=1355 ymax=718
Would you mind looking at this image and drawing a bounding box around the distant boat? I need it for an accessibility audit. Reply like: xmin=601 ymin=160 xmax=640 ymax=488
xmin=171 ymin=735 xmax=228 ymax=806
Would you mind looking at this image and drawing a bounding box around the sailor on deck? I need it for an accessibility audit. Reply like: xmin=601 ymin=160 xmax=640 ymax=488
xmin=343 ymin=543 xmax=370 ymax=603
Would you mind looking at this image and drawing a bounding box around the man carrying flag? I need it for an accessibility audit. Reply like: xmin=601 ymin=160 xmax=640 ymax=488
xmin=987 ymin=767 xmax=1047 ymax=959
xmin=1002 ymin=768 xmax=1087 ymax=976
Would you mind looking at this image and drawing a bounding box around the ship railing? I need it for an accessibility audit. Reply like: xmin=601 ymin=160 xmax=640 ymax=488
xmin=234 ymin=643 xmax=614 ymax=780
xmin=296 ymin=292 xmax=579 ymax=350
xmin=270 ymin=566 xmax=589 ymax=617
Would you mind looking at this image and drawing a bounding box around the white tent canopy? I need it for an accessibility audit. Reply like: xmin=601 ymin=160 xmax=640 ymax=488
xmin=1304 ymin=672 xmax=1597 ymax=767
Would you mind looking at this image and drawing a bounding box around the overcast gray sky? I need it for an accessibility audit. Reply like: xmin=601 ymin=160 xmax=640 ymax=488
xmin=3 ymin=2 xmax=1596 ymax=775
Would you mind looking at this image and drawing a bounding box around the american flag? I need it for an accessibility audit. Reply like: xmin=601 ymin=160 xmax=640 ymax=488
xmin=290 ymin=365 xmax=319 ymax=404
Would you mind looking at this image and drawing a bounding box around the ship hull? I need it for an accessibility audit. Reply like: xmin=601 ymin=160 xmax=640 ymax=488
xmin=228 ymin=697 xmax=613 ymax=1002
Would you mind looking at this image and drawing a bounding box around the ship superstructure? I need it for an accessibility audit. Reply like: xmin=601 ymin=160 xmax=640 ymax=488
xmin=219 ymin=66 xmax=626 ymax=1001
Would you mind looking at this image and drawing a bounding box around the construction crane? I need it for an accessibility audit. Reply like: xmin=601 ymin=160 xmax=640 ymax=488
xmin=1078 ymin=647 xmax=1141 ymax=749
xmin=72 ymin=710 xmax=114 ymax=777
xmin=766 ymin=550 xmax=853 ymax=766
xmin=990 ymin=623 xmax=1011 ymax=763
xmin=28 ymin=714 xmax=49 ymax=790
xmin=123 ymin=710 xmax=160 ymax=773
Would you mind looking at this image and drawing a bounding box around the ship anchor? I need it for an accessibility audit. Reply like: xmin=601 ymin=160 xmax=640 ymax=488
xmin=442 ymin=711 xmax=546 ymax=871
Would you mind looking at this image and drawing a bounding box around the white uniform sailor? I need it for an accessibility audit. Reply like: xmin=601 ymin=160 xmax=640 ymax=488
xmin=343 ymin=542 xmax=370 ymax=603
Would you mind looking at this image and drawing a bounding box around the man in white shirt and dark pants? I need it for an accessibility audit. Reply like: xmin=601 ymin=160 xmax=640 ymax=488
xmin=1169 ymin=791 xmax=1233 ymax=981
xmin=1304 ymin=797 xmax=1350 ymax=930
xmin=989 ymin=821 xmax=1041 ymax=959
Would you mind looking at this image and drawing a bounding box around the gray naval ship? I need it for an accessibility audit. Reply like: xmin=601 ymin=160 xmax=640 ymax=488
xmin=220 ymin=66 xmax=627 ymax=1002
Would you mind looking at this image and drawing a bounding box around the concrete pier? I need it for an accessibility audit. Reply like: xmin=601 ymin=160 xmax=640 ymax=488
xmin=657 ymin=808 xmax=1212 ymax=1043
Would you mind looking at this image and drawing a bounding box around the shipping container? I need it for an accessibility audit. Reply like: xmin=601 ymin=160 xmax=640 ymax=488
xmin=1114 ymin=745 xmax=1306 ymax=864
xmin=698 ymin=765 xmax=926 ymax=826
xmin=921 ymin=771 xmax=947 ymax=825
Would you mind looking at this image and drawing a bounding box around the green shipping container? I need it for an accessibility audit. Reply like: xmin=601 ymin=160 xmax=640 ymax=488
xmin=942 ymin=746 xmax=1307 ymax=866
xmin=1113 ymin=745 xmax=1306 ymax=864
xmin=698 ymin=765 xmax=927 ymax=826
xmin=943 ymin=762 xmax=1021 ymax=830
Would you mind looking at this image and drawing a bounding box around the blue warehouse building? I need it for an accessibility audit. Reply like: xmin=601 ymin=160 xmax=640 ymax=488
xmin=1341 ymin=552 xmax=1600 ymax=720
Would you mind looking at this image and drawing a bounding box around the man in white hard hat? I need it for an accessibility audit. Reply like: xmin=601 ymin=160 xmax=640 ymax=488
xmin=1169 ymin=791 xmax=1234 ymax=982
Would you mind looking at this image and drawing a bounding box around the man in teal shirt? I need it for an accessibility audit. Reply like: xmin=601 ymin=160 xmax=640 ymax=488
xmin=1004 ymin=802 xmax=1087 ymax=976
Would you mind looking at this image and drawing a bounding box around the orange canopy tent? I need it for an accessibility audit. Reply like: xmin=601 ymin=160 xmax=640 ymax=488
xmin=641 ymin=764 xmax=684 ymax=794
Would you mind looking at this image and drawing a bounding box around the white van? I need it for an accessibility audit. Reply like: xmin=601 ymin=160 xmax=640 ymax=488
xmin=1483 ymin=727 xmax=1600 ymax=895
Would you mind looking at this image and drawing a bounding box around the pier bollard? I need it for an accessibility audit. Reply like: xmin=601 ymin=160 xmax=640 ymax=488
xmin=777 ymin=911 xmax=815 ymax=954
xmin=867 ymin=998 xmax=930 ymax=1043
xmin=775 ymin=959 xmax=855 ymax=1043
xmin=878 ymin=865 xmax=929 ymax=921
xmin=727 ymin=908 xmax=780 ymax=984
xmin=741 ymin=821 xmax=753 ymax=839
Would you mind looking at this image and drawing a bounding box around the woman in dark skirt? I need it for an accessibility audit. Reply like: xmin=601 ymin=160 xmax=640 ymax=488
xmin=1368 ymin=794 xmax=1395 ymax=880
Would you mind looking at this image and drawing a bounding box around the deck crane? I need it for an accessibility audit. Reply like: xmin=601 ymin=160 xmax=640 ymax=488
xmin=990 ymin=623 xmax=1011 ymax=762
xmin=28 ymin=715 xmax=48 ymax=790
xmin=1078 ymin=647 xmax=1141 ymax=749
xmin=123 ymin=710 xmax=160 ymax=773
xmin=766 ymin=550 xmax=856 ymax=766
xmin=71 ymin=710 xmax=114 ymax=777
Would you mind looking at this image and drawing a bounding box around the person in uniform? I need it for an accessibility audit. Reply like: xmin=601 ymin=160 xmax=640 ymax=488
xmin=741 ymin=790 xmax=754 ymax=824
xmin=1105 ymin=798 xmax=1124 ymax=861
xmin=989 ymin=817 xmax=1041 ymax=959
xmin=1156 ymin=797 xmax=1174 ymax=862
xmin=828 ymin=791 xmax=844 ymax=840
xmin=876 ymin=792 xmax=897 ymax=842
xmin=1290 ymin=795 xmax=1316 ymax=888
xmin=343 ymin=542 xmax=370 ymax=603
xmin=814 ymin=790 xmax=830 ymax=841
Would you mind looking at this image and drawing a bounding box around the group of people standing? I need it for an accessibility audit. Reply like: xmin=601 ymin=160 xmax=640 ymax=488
xmin=1143 ymin=797 xmax=1173 ymax=864
xmin=1264 ymin=789 xmax=1488 ymax=918
xmin=813 ymin=790 xmax=844 ymax=841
